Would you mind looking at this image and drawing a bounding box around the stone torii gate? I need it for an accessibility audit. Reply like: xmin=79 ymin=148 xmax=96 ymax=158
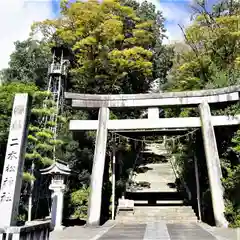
xmin=65 ymin=85 xmax=240 ymax=228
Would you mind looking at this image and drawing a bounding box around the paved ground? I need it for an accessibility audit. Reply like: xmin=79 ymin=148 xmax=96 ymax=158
xmin=50 ymin=220 xmax=115 ymax=240
xmin=50 ymin=221 xmax=239 ymax=240
xmin=199 ymin=223 xmax=239 ymax=240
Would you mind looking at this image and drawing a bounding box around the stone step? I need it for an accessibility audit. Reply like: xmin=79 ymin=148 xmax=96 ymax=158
xmin=129 ymin=189 xmax=178 ymax=193
xmin=134 ymin=200 xmax=185 ymax=206
xmin=117 ymin=205 xmax=197 ymax=222
xmin=126 ymin=191 xmax=184 ymax=201
xmin=116 ymin=218 xmax=198 ymax=224
xmin=118 ymin=215 xmax=197 ymax=220
xmin=118 ymin=154 xmax=198 ymax=225
xmin=123 ymin=209 xmax=196 ymax=214
xmin=116 ymin=204 xmax=198 ymax=225
xmin=133 ymin=206 xmax=195 ymax=212
xmin=117 ymin=216 xmax=198 ymax=221
xmin=119 ymin=213 xmax=196 ymax=218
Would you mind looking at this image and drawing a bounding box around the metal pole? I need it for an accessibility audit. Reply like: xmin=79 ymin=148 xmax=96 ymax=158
xmin=111 ymin=134 xmax=116 ymax=220
xmin=27 ymin=161 xmax=35 ymax=222
xmin=163 ymin=135 xmax=166 ymax=145
xmin=194 ymin=155 xmax=202 ymax=222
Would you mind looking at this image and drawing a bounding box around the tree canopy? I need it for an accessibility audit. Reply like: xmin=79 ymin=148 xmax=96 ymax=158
xmin=164 ymin=0 xmax=240 ymax=227
xmin=0 ymin=0 xmax=239 ymax=228
xmin=31 ymin=0 xmax=169 ymax=94
xmin=165 ymin=0 xmax=240 ymax=91
xmin=0 ymin=0 xmax=170 ymax=222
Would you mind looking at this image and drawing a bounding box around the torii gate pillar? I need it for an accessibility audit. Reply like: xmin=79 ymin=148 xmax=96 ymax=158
xmin=199 ymin=101 xmax=228 ymax=227
xmin=86 ymin=107 xmax=109 ymax=226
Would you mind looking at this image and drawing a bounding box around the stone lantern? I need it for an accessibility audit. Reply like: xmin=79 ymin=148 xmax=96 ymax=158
xmin=40 ymin=160 xmax=71 ymax=231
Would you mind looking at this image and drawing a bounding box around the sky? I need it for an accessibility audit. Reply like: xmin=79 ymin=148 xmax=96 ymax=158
xmin=0 ymin=0 xmax=217 ymax=70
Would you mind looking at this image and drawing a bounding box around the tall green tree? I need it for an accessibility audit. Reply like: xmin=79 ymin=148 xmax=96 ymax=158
xmin=166 ymin=0 xmax=240 ymax=91
xmin=1 ymin=0 xmax=172 ymax=221
xmin=0 ymin=39 xmax=51 ymax=89
xmin=32 ymin=0 xmax=159 ymax=94
xmin=0 ymin=83 xmax=38 ymax=172
xmin=121 ymin=0 xmax=173 ymax=86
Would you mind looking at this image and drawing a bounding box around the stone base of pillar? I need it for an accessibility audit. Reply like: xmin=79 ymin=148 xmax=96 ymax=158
xmin=85 ymin=222 xmax=101 ymax=228
xmin=216 ymin=218 xmax=229 ymax=228
xmin=53 ymin=225 xmax=65 ymax=231
xmin=49 ymin=184 xmax=66 ymax=231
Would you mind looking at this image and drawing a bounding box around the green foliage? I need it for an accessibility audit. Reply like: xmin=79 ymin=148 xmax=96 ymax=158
xmin=26 ymin=91 xmax=59 ymax=167
xmin=31 ymin=107 xmax=56 ymax=117
xmin=32 ymin=0 xmax=168 ymax=94
xmin=0 ymin=0 xmax=171 ymax=223
xmin=0 ymin=82 xmax=59 ymax=221
xmin=231 ymin=130 xmax=240 ymax=153
xmin=23 ymin=172 xmax=36 ymax=182
xmin=2 ymin=0 xmax=240 ymax=227
xmin=164 ymin=0 xmax=240 ymax=227
xmin=0 ymin=82 xmax=38 ymax=170
xmin=0 ymin=38 xmax=51 ymax=88
xmin=69 ymin=186 xmax=90 ymax=219
xmin=225 ymin=200 xmax=240 ymax=228
xmin=166 ymin=1 xmax=240 ymax=91
xmin=25 ymin=152 xmax=42 ymax=161
xmin=41 ymin=157 xmax=54 ymax=165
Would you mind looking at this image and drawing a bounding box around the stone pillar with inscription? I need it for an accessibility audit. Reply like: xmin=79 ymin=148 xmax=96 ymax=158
xmin=0 ymin=94 xmax=30 ymax=228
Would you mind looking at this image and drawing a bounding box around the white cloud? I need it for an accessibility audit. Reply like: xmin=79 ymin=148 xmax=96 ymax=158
xmin=0 ymin=0 xmax=53 ymax=70
xmin=159 ymin=2 xmax=191 ymax=24
xmin=159 ymin=2 xmax=192 ymax=44
xmin=163 ymin=24 xmax=185 ymax=44
xmin=136 ymin=0 xmax=192 ymax=43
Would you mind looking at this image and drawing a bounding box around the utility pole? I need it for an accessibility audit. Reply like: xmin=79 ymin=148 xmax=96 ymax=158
xmin=111 ymin=134 xmax=116 ymax=220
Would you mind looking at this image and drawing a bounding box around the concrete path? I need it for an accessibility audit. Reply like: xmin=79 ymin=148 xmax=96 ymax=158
xmin=199 ymin=222 xmax=239 ymax=240
xmin=50 ymin=220 xmax=116 ymax=240
xmin=132 ymin=162 xmax=177 ymax=193
xmin=50 ymin=221 xmax=239 ymax=240
xmin=99 ymin=223 xmax=216 ymax=240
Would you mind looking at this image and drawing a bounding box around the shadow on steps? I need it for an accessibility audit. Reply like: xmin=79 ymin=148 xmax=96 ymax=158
xmin=125 ymin=191 xmax=190 ymax=207
xmin=126 ymin=191 xmax=184 ymax=201
xmin=63 ymin=218 xmax=86 ymax=227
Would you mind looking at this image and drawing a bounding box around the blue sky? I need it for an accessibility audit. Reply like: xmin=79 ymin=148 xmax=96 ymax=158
xmin=0 ymin=0 xmax=217 ymax=70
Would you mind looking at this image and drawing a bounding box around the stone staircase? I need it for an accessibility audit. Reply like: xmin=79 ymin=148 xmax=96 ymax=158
xmin=117 ymin=206 xmax=198 ymax=223
xmin=116 ymin=143 xmax=198 ymax=224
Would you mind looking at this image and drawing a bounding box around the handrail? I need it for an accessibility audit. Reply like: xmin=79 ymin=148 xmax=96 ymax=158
xmin=0 ymin=220 xmax=51 ymax=240
xmin=126 ymin=152 xmax=141 ymax=192
xmin=161 ymin=142 xmax=192 ymax=201
xmin=168 ymin=155 xmax=192 ymax=201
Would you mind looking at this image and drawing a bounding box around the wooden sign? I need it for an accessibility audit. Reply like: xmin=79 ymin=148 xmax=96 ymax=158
xmin=118 ymin=199 xmax=134 ymax=210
